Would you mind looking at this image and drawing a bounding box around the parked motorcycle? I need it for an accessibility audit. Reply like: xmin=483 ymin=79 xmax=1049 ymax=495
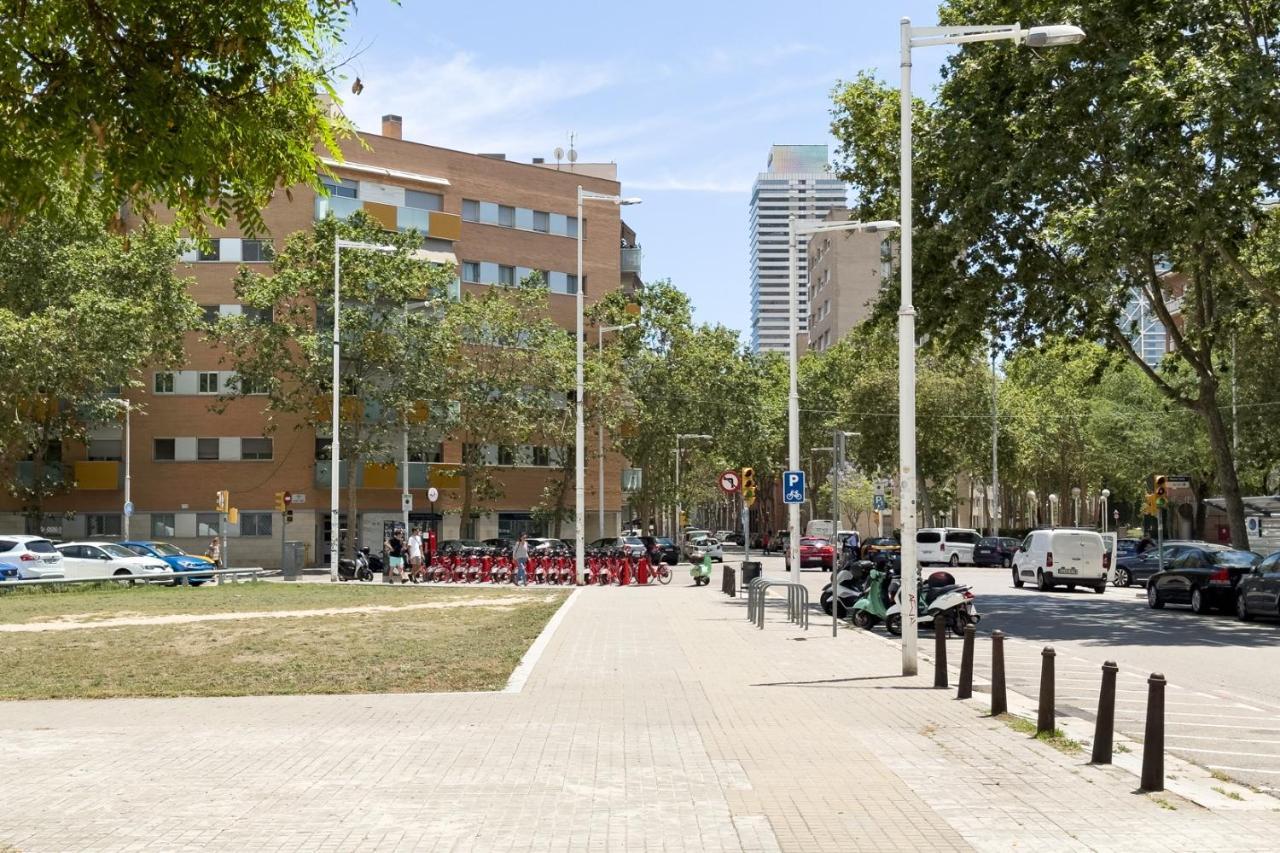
xmin=883 ymin=570 xmax=980 ymax=636
xmin=338 ymin=551 xmax=374 ymax=582
xmin=690 ymin=554 xmax=712 ymax=586
xmin=821 ymin=559 xmax=875 ymax=617
xmin=848 ymin=561 xmax=896 ymax=629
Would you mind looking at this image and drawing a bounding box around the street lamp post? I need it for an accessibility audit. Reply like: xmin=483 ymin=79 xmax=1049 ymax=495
xmin=896 ymin=17 xmax=1085 ymax=674
xmin=331 ymin=237 xmax=397 ymax=581
xmin=598 ymin=322 xmax=637 ymax=537
xmin=1027 ymin=489 xmax=1038 ymax=528
xmin=1101 ymin=488 xmax=1111 ymax=534
xmin=1071 ymin=486 xmax=1081 ymax=527
xmin=816 ymin=430 xmax=860 ymax=638
xmin=576 ymin=188 xmax=641 ymax=585
xmin=1049 ymin=493 xmax=1060 ymax=528
xmin=675 ymin=433 xmax=712 ymax=538
xmin=110 ymin=399 xmax=134 ymax=540
xmin=787 ymin=217 xmax=898 ymax=580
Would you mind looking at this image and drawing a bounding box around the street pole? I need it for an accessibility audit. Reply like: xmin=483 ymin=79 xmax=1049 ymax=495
xmin=576 ymin=187 xmax=585 ymax=584
xmin=331 ymin=236 xmax=341 ymax=581
xmin=899 ymin=17 xmax=920 ymax=674
xmin=832 ymin=432 xmax=844 ymax=638
xmin=122 ymin=401 xmax=131 ymax=540
xmin=675 ymin=442 xmax=681 ymax=535
xmin=401 ymin=420 xmax=410 ymax=536
xmin=990 ymin=346 xmax=999 ymax=537
xmin=787 ymin=214 xmax=801 ymax=578
xmin=598 ymin=324 xmax=606 ymax=540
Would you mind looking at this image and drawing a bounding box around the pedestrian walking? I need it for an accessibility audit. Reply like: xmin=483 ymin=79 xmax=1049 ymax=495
xmin=408 ymin=527 xmax=424 ymax=576
xmin=514 ymin=533 xmax=530 ymax=586
xmin=386 ymin=528 xmax=406 ymax=583
xmin=205 ymin=536 xmax=222 ymax=568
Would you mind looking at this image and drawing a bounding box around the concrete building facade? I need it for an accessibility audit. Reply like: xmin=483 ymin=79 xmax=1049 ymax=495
xmin=1 ymin=115 xmax=639 ymax=566
xmin=805 ymin=208 xmax=893 ymax=352
xmin=749 ymin=145 xmax=848 ymax=353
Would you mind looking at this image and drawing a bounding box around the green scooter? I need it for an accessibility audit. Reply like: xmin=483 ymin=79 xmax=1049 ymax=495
xmin=849 ymin=561 xmax=895 ymax=629
xmin=690 ymin=554 xmax=712 ymax=586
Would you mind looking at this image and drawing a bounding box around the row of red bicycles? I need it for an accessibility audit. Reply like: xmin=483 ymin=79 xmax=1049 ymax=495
xmin=409 ymin=546 xmax=672 ymax=586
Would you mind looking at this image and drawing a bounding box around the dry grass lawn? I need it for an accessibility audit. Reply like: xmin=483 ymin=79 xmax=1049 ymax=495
xmin=0 ymin=582 xmax=568 ymax=699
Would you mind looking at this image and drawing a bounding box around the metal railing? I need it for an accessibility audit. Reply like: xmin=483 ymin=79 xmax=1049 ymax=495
xmin=745 ymin=577 xmax=810 ymax=630
xmin=0 ymin=567 xmax=275 ymax=588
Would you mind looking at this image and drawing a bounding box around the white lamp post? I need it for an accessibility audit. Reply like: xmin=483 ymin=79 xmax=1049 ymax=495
xmin=787 ymin=217 xmax=898 ymax=579
xmin=598 ymin=322 xmax=638 ymax=536
xmin=576 ymin=188 xmax=641 ymax=584
xmin=109 ymin=398 xmax=135 ymax=540
xmin=330 ymin=237 xmax=397 ymax=581
xmin=1101 ymin=488 xmax=1111 ymax=534
xmin=675 ymin=433 xmax=712 ymax=538
xmin=1049 ymin=493 xmax=1060 ymax=528
xmin=1027 ymin=489 xmax=1038 ymax=528
xmin=1071 ymin=486 xmax=1082 ymax=527
xmin=896 ymin=17 xmax=1085 ymax=674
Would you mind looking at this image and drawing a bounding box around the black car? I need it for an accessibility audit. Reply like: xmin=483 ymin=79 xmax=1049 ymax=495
xmin=1113 ymin=541 xmax=1197 ymax=587
xmin=1234 ymin=551 xmax=1280 ymax=621
xmin=640 ymin=535 xmax=679 ymax=565
xmin=1147 ymin=544 xmax=1262 ymax=613
xmin=973 ymin=537 xmax=1020 ymax=568
xmin=860 ymin=537 xmax=900 ymax=561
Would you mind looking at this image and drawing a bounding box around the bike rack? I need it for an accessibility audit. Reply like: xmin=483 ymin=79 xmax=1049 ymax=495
xmin=745 ymin=577 xmax=809 ymax=630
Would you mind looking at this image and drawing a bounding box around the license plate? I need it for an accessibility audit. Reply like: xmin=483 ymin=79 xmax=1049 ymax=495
xmin=1058 ymin=567 xmax=1077 ymax=575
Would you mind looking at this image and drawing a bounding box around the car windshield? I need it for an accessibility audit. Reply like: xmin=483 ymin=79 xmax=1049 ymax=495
xmin=100 ymin=543 xmax=138 ymax=558
xmin=1209 ymin=550 xmax=1261 ymax=567
xmin=802 ymin=538 xmax=829 ymax=547
xmin=24 ymin=539 xmax=57 ymax=553
xmin=625 ymin=538 xmax=643 ymax=546
xmin=977 ymin=538 xmax=998 ymax=547
xmin=150 ymin=543 xmax=185 ymax=557
xmin=656 ymin=538 xmax=673 ymax=546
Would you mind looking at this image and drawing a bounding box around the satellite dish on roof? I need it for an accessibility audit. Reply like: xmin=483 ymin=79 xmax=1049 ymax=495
xmin=554 ymin=147 xmax=564 ymax=160
xmin=568 ymin=148 xmax=578 ymax=163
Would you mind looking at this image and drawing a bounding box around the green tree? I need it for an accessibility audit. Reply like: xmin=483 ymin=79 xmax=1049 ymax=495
xmin=830 ymin=0 xmax=1280 ymax=546
xmin=0 ymin=182 xmax=197 ymax=528
xmin=214 ymin=212 xmax=455 ymax=557
xmin=0 ymin=0 xmax=364 ymax=233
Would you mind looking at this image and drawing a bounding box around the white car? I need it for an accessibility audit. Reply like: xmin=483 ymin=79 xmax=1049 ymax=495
xmin=916 ymin=527 xmax=982 ymax=567
xmin=1012 ymin=528 xmax=1108 ymax=593
xmin=0 ymin=535 xmax=65 ymax=579
xmin=684 ymin=536 xmax=723 ymax=563
xmin=56 ymin=541 xmax=173 ymax=581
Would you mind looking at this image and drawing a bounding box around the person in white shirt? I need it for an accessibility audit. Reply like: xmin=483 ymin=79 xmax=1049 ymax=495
xmin=408 ymin=527 xmax=424 ymax=574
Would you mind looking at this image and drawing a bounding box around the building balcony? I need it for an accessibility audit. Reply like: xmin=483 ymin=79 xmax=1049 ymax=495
xmin=15 ymin=461 xmax=68 ymax=489
xmin=314 ymin=461 xmax=459 ymax=489
xmin=314 ymin=197 xmax=462 ymax=242
xmin=621 ymin=246 xmax=642 ymax=276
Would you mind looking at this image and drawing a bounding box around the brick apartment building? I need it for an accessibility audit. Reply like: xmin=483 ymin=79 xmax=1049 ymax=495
xmin=1 ymin=114 xmax=643 ymax=566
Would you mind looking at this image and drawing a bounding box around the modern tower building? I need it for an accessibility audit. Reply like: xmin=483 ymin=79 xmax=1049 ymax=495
xmin=749 ymin=145 xmax=848 ymax=352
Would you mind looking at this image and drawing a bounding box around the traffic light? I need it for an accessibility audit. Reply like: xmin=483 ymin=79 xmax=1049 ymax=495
xmin=215 ymin=490 xmax=230 ymax=513
xmin=274 ymin=491 xmax=287 ymax=512
xmin=1154 ymin=474 xmax=1168 ymax=509
xmin=1144 ymin=493 xmax=1157 ymax=516
xmin=284 ymin=509 xmax=294 ymax=524
xmin=742 ymin=467 xmax=757 ymax=507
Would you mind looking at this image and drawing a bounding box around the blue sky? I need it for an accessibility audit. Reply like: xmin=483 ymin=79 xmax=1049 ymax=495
xmin=340 ymin=0 xmax=949 ymax=340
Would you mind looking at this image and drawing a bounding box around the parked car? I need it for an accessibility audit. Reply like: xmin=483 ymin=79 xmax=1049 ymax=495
xmin=785 ymin=537 xmax=834 ymax=570
xmin=1147 ymin=544 xmax=1262 ymax=613
xmin=916 ymin=527 xmax=981 ymax=567
xmin=55 ymin=541 xmax=173 ymax=581
xmin=0 ymin=535 xmax=64 ymax=579
xmin=437 ymin=539 xmax=485 ymax=552
xmin=0 ymin=560 xmax=18 ymax=581
xmin=971 ymin=536 xmax=1018 ymax=568
xmin=1112 ymin=541 xmax=1198 ymax=588
xmin=714 ymin=530 xmax=742 ymax=546
xmin=684 ymin=536 xmax=723 ymax=563
xmin=640 ymin=535 xmax=679 ymax=565
xmin=482 ymin=537 xmax=513 ymax=551
xmin=120 ymin=541 xmax=215 ymax=585
xmin=587 ymin=536 xmax=646 ymax=557
xmin=860 ymin=537 xmax=900 ymax=561
xmin=1012 ymin=528 xmax=1109 ymax=593
xmin=1235 ymin=551 xmax=1280 ymax=621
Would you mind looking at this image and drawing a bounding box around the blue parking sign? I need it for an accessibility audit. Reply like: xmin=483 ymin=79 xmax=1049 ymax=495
xmin=783 ymin=470 xmax=806 ymax=504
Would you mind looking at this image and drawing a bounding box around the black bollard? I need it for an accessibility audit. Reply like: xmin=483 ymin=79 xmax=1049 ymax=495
xmin=1141 ymin=673 xmax=1167 ymax=791
xmin=1037 ymin=646 xmax=1056 ymax=734
xmin=1091 ymin=661 xmax=1119 ymax=765
xmin=933 ymin=617 xmax=949 ymax=689
xmin=957 ymin=623 xmax=975 ymax=700
xmin=991 ymin=630 xmax=1007 ymax=716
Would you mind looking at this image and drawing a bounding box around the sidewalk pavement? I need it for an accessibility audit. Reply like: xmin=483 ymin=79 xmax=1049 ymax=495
xmin=3 ymin=565 xmax=1280 ymax=852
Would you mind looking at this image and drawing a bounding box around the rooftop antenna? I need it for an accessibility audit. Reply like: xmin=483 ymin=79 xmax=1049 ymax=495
xmin=553 ymin=146 xmax=564 ymax=170
xmin=568 ymin=132 xmax=578 ymax=170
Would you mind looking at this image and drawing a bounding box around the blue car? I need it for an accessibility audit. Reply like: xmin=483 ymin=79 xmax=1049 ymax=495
xmin=0 ymin=560 xmax=17 ymax=581
xmin=120 ymin=541 xmax=215 ymax=585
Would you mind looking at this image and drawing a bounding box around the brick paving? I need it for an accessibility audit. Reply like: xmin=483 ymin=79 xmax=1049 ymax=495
xmin=3 ymin=569 xmax=1280 ymax=851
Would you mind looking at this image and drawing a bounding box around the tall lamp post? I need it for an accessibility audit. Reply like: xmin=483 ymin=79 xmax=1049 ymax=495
xmin=1100 ymin=488 xmax=1111 ymax=534
xmin=110 ymin=398 xmax=135 ymax=540
xmin=598 ymin=322 xmax=638 ymax=537
xmin=675 ymin=433 xmax=712 ymax=537
xmin=896 ymin=17 xmax=1085 ymax=674
xmin=788 ymin=217 xmax=898 ymax=579
xmin=330 ymin=237 xmax=397 ymax=581
xmin=576 ymin=188 xmax=641 ymax=584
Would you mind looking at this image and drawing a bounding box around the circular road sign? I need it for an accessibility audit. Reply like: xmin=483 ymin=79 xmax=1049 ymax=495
xmin=719 ymin=470 xmax=741 ymax=494
xmin=427 ymin=487 xmax=440 ymax=503
xmin=283 ymin=491 xmax=293 ymax=506
xmin=123 ymin=500 xmax=134 ymax=517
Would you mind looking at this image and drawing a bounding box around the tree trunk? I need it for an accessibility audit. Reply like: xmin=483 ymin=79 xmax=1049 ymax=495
xmin=461 ymin=470 xmax=473 ymax=540
xmin=1196 ymin=380 xmax=1249 ymax=548
xmin=345 ymin=448 xmax=361 ymax=558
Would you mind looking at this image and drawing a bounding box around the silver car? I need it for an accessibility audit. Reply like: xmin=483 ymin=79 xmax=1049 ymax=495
xmin=684 ymin=536 xmax=724 ymax=563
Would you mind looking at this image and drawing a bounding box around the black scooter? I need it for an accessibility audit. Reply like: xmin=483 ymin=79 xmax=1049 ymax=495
xmin=337 ymin=548 xmax=375 ymax=582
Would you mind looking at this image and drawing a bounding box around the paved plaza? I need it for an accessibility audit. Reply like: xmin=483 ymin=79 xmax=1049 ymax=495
xmin=3 ymin=566 xmax=1280 ymax=852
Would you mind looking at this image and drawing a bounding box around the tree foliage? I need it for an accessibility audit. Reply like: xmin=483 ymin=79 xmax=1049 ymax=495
xmin=0 ymin=0 xmax=362 ymax=234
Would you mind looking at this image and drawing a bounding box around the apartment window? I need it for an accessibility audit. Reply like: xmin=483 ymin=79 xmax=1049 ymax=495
xmin=241 ymin=239 xmax=275 ymax=262
xmin=321 ymin=176 xmax=358 ymax=199
xmin=240 ymin=437 xmax=273 ymax=460
xmin=196 ymin=513 xmax=220 ymax=537
xmin=239 ymin=512 xmax=272 ymax=537
xmin=151 ymin=513 xmax=176 ymax=538
xmin=515 ymin=207 xmax=534 ymax=230
xmin=242 ymin=305 xmax=273 ymax=324
xmin=462 ymin=199 xmax=480 ymax=221
xmin=200 ymin=305 xmax=221 ymax=324
xmin=462 ymin=261 xmax=480 ymax=282
xmin=197 ymin=240 xmax=221 ymax=261
xmin=86 ymin=514 xmax=123 ymax=537
xmin=198 ymin=372 xmax=219 ymax=394
xmin=478 ymin=261 xmax=499 ymax=284
xmin=314 ymin=437 xmax=332 ymax=460
xmin=566 ymin=216 xmax=579 ymax=238
xmin=404 ymin=189 xmax=443 ymax=211
xmin=531 ymin=446 xmax=550 ymax=467
xmin=498 ymin=205 xmax=516 ymax=227
xmin=566 ymin=274 xmax=579 ymax=295
xmin=498 ymin=265 xmax=515 ymax=286
xmin=88 ymin=439 xmax=122 ymax=461
xmin=197 ymin=438 xmax=220 ymax=461
xmin=409 ymin=442 xmax=443 ymax=463
xmin=497 ymin=445 xmax=517 ymax=466
xmin=153 ymin=438 xmax=176 ymax=461
xmin=154 ymin=372 xmax=175 ymax=394
xmin=478 ymin=201 xmax=500 ymax=224
xmin=234 ymin=375 xmax=270 ymax=395
xmin=533 ymin=210 xmax=550 ymax=233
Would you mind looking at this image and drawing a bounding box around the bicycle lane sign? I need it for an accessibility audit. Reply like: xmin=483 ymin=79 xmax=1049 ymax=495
xmin=783 ymin=470 xmax=805 ymax=504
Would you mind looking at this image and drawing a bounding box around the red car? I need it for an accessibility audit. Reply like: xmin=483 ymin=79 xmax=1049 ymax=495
xmin=786 ymin=537 xmax=834 ymax=570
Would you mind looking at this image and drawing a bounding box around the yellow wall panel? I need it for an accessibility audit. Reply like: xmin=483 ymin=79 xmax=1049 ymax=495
xmin=429 ymin=211 xmax=462 ymax=241
xmin=363 ymin=462 xmax=398 ymax=489
xmin=364 ymin=201 xmax=398 ymax=230
xmin=75 ymin=461 xmax=119 ymax=491
xmin=429 ymin=464 xmax=464 ymax=488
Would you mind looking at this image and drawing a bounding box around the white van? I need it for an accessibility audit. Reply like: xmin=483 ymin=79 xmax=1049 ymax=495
xmin=916 ymin=528 xmax=981 ymax=566
xmin=806 ymin=519 xmax=835 ymax=540
xmin=1012 ymin=529 xmax=1108 ymax=593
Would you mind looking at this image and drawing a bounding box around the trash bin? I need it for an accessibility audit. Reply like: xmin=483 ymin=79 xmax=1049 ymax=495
xmin=741 ymin=561 xmax=762 ymax=588
xmin=282 ymin=541 xmax=306 ymax=580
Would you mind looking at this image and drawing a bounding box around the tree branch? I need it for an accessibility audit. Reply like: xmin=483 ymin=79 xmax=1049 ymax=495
xmin=1214 ymin=237 xmax=1280 ymax=309
xmin=1106 ymin=324 xmax=1192 ymax=409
